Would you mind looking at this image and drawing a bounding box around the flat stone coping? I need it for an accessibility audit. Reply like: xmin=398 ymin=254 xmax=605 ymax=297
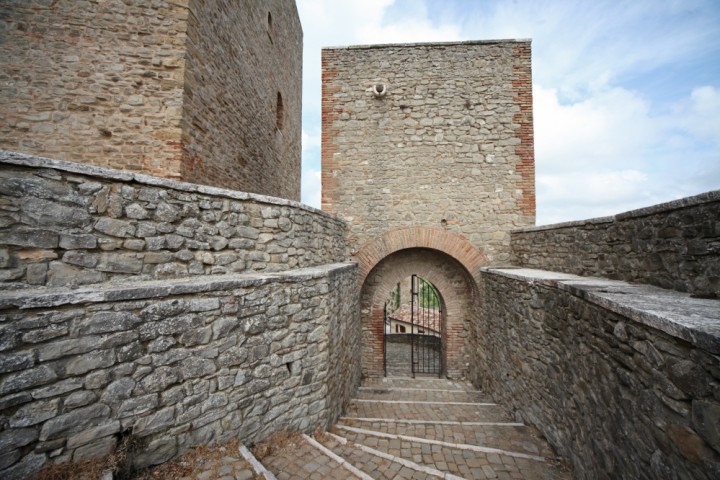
xmin=0 ymin=262 xmax=357 ymax=310
xmin=482 ymin=267 xmax=720 ymax=354
xmin=514 ymin=189 xmax=719 ymax=233
xmin=0 ymin=150 xmax=343 ymax=224
xmin=323 ymin=38 xmax=531 ymax=51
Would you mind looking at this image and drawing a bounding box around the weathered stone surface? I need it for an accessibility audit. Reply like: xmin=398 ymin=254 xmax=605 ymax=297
xmin=133 ymin=407 xmax=175 ymax=437
xmin=133 ymin=436 xmax=177 ymax=468
xmin=65 ymin=349 xmax=116 ymax=376
xmin=97 ymin=253 xmax=143 ymax=273
xmin=94 ymin=218 xmax=136 ymax=238
xmin=47 ymin=262 xmax=103 ymax=288
xmin=692 ymin=400 xmax=720 ymax=453
xmin=39 ymin=403 xmax=111 ymax=441
xmin=4 ymin=229 xmax=58 ymax=249
xmin=73 ymin=435 xmax=117 ymax=460
xmin=64 ymin=390 xmax=97 ymax=410
xmin=511 ymin=192 xmax=720 ymax=297
xmin=10 ymin=398 xmax=60 ymax=427
xmin=477 ymin=268 xmax=720 ymax=480
xmin=118 ymin=394 xmax=158 ymax=418
xmin=99 ymin=378 xmax=135 ymax=407
xmin=59 ymin=234 xmax=97 ymax=250
xmin=0 ymin=365 xmax=57 ymax=395
xmin=0 ymin=427 xmax=38 ymax=452
xmin=0 ymin=351 xmax=34 ymax=373
xmin=62 ymin=251 xmax=99 ymax=269
xmin=21 ymin=197 xmax=90 ymax=228
xmin=77 ymin=311 xmax=142 ymax=335
xmin=0 ymin=452 xmax=46 ymax=480
xmin=66 ymin=421 xmax=120 ymax=449
xmin=22 ymin=324 xmax=68 ymax=344
xmin=30 ymin=378 xmax=83 ymax=399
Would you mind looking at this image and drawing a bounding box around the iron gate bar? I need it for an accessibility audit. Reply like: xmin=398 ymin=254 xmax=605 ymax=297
xmin=383 ymin=302 xmax=387 ymax=377
xmin=410 ymin=274 xmax=442 ymax=377
xmin=411 ymin=275 xmax=416 ymax=378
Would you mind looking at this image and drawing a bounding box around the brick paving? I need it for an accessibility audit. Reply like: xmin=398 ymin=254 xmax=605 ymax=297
xmin=256 ymin=377 xmax=572 ymax=479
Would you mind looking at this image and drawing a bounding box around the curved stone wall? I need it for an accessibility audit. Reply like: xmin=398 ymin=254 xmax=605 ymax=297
xmin=0 ymin=151 xmax=348 ymax=290
xmin=0 ymin=263 xmax=360 ymax=478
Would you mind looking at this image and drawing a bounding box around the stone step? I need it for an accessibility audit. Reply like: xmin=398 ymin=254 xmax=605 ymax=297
xmin=337 ymin=418 xmax=556 ymax=458
xmin=313 ymin=431 xmax=409 ymax=479
xmin=318 ymin=431 xmax=465 ymax=480
xmin=355 ymin=385 xmax=492 ymax=403
xmin=256 ymin=433 xmax=353 ymax=479
xmin=345 ymin=398 xmax=511 ymax=423
xmin=332 ymin=426 xmax=571 ymax=480
xmin=362 ymin=377 xmax=469 ymax=390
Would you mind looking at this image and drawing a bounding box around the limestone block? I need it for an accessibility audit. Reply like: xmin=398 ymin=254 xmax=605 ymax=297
xmin=0 ymin=365 xmax=57 ymax=396
xmin=39 ymin=403 xmax=111 ymax=441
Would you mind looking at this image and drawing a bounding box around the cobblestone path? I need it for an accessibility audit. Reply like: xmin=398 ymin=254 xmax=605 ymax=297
xmin=259 ymin=377 xmax=572 ymax=479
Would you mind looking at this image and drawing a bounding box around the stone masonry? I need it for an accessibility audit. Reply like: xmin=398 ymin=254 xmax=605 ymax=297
xmin=0 ymin=0 xmax=302 ymax=200
xmin=0 ymin=263 xmax=359 ymax=479
xmin=476 ymin=268 xmax=720 ymax=479
xmin=322 ymin=40 xmax=534 ymax=380
xmin=322 ymin=40 xmax=535 ymax=262
xmin=511 ymin=190 xmax=720 ymax=298
xmin=0 ymin=151 xmax=346 ymax=290
xmin=0 ymin=151 xmax=360 ymax=478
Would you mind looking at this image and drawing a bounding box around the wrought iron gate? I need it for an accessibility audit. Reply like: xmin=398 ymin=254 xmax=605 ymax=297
xmin=384 ymin=275 xmax=442 ymax=377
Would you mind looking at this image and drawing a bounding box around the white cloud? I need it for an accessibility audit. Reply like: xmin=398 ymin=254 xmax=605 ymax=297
xmin=301 ymin=168 xmax=322 ymax=209
xmin=302 ymin=128 xmax=320 ymax=156
xmin=676 ymin=85 xmax=720 ymax=142
xmin=295 ymin=0 xmax=720 ymax=225
xmin=534 ymin=85 xmax=655 ymax=172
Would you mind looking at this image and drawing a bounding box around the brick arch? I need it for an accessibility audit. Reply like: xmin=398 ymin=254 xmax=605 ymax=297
xmin=354 ymin=227 xmax=488 ymax=284
xmin=360 ymin=248 xmax=477 ymax=379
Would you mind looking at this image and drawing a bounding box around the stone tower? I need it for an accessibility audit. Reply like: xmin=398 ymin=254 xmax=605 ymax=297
xmin=321 ymin=40 xmax=535 ymax=378
xmin=0 ymin=0 xmax=303 ymax=201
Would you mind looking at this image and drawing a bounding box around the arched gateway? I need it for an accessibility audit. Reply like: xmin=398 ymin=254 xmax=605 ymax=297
xmin=360 ymin=247 xmax=477 ymax=378
xmin=322 ymin=40 xmax=536 ymax=379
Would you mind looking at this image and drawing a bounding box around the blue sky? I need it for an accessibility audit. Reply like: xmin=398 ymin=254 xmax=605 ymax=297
xmin=296 ymin=0 xmax=720 ymax=225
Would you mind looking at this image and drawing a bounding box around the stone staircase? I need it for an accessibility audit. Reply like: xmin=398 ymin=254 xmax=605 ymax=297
xmin=255 ymin=377 xmax=572 ymax=480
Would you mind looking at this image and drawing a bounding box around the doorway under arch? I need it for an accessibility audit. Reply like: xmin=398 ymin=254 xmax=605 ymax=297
xmin=384 ymin=274 xmax=444 ymax=377
xmin=360 ymin=247 xmax=478 ymax=379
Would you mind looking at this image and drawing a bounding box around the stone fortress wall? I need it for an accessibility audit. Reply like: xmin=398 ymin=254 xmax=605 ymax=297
xmin=0 ymin=1 xmax=718 ymax=478
xmin=322 ymin=40 xmax=535 ymax=263
xmin=476 ymin=192 xmax=720 ymax=479
xmin=0 ymin=151 xmax=346 ymax=290
xmin=0 ymin=151 xmax=360 ymax=478
xmin=322 ymin=40 xmax=535 ymax=381
xmin=0 ymin=0 xmax=302 ymax=200
xmin=511 ymin=190 xmax=720 ymax=298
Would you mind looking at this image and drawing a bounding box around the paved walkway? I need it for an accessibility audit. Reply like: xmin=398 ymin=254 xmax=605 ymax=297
xmin=138 ymin=377 xmax=570 ymax=479
xmin=260 ymin=377 xmax=572 ymax=479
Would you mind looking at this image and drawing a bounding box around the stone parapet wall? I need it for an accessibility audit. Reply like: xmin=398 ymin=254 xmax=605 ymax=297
xmin=0 ymin=262 xmax=360 ymax=479
xmin=0 ymin=151 xmax=347 ymax=289
xmin=511 ymin=190 xmax=720 ymax=297
xmin=474 ymin=267 xmax=720 ymax=480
